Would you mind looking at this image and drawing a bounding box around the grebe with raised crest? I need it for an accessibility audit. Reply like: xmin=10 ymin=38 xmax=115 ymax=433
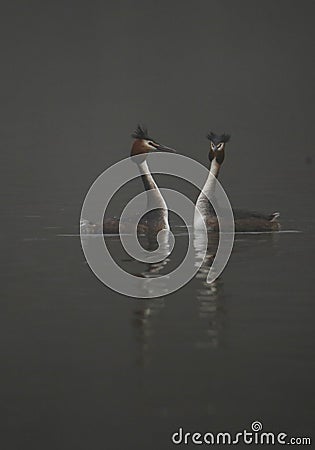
xmin=81 ymin=125 xmax=176 ymax=235
xmin=194 ymin=132 xmax=280 ymax=232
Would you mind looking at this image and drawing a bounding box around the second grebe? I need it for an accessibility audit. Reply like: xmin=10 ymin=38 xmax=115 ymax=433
xmin=194 ymin=132 xmax=280 ymax=232
xmin=102 ymin=125 xmax=176 ymax=234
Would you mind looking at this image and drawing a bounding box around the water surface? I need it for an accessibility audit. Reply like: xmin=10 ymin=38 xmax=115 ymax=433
xmin=2 ymin=187 xmax=315 ymax=449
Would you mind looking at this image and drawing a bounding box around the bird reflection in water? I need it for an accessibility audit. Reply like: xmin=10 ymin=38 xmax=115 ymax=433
xmin=194 ymin=232 xmax=226 ymax=349
xmin=132 ymin=297 xmax=165 ymax=367
xmin=131 ymin=230 xmax=227 ymax=366
xmin=130 ymin=231 xmax=170 ymax=366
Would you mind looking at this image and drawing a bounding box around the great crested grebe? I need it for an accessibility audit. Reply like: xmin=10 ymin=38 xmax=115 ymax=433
xmin=102 ymin=125 xmax=176 ymax=234
xmin=194 ymin=132 xmax=280 ymax=232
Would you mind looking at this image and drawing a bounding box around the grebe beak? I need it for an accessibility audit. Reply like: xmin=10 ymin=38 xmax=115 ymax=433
xmin=153 ymin=143 xmax=176 ymax=153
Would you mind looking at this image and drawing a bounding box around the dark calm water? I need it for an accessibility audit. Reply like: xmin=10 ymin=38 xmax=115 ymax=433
xmin=2 ymin=173 xmax=315 ymax=449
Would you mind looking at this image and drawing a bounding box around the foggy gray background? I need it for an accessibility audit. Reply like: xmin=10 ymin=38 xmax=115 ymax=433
xmin=2 ymin=0 xmax=315 ymax=222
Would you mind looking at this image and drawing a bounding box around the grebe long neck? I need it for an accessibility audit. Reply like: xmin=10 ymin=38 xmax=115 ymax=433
xmin=137 ymin=159 xmax=170 ymax=230
xmin=194 ymin=159 xmax=221 ymax=229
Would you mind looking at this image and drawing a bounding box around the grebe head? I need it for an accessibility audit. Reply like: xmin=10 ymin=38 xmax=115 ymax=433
xmin=206 ymin=131 xmax=230 ymax=165
xmin=130 ymin=124 xmax=176 ymax=162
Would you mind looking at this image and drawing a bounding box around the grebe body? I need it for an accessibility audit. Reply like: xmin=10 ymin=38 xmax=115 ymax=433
xmin=194 ymin=132 xmax=280 ymax=232
xmin=102 ymin=125 xmax=175 ymax=234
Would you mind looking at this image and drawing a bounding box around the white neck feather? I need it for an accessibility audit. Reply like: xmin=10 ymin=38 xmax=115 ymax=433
xmin=138 ymin=160 xmax=169 ymax=228
xmin=194 ymin=160 xmax=221 ymax=229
